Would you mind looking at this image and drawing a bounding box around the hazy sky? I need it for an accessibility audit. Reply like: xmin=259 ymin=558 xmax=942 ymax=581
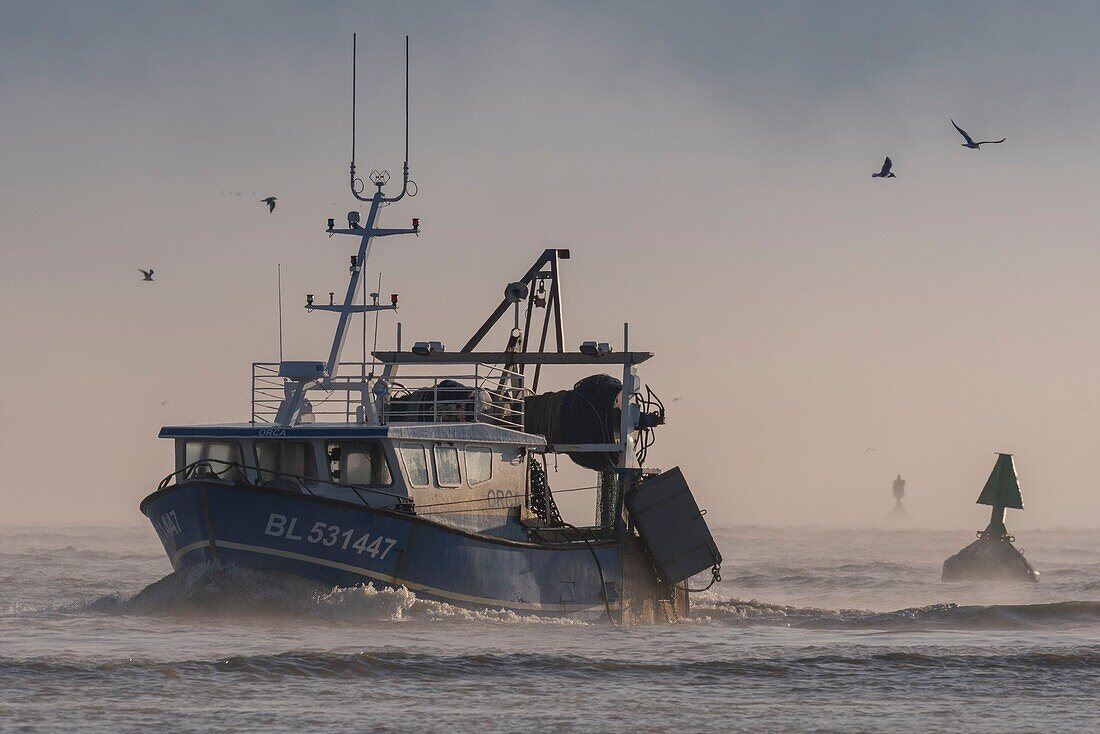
xmin=4 ymin=1 xmax=1100 ymax=528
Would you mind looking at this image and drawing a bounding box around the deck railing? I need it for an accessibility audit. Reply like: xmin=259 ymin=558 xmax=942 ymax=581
xmin=251 ymin=361 xmax=526 ymax=429
xmin=250 ymin=362 xmax=284 ymax=424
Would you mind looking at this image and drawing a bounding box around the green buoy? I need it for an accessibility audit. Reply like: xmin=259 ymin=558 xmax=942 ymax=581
xmin=942 ymin=453 xmax=1038 ymax=583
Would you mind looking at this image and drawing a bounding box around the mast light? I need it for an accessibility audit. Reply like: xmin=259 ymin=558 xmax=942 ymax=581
xmin=580 ymin=341 xmax=613 ymax=357
xmin=411 ymin=341 xmax=444 ymax=356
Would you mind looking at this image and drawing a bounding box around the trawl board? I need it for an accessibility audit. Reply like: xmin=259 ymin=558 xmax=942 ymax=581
xmin=626 ymin=467 xmax=721 ymax=584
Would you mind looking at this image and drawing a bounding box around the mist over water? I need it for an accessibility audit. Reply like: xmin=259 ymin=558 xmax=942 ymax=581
xmin=3 ymin=524 xmax=1099 ymax=732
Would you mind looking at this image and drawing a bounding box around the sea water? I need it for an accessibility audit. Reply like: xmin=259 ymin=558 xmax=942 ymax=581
xmin=2 ymin=524 xmax=1099 ymax=733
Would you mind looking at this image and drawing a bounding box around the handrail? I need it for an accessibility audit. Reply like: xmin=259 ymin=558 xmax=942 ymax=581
xmin=157 ymin=459 xmax=415 ymax=511
xmin=251 ymin=360 xmax=528 ymax=428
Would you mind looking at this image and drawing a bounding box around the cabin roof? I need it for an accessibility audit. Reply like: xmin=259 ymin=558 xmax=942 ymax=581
xmin=159 ymin=422 xmax=545 ymax=446
xmin=373 ymin=350 xmax=653 ymax=365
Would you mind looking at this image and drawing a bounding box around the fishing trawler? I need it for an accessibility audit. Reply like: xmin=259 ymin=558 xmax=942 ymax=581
xmin=140 ymin=36 xmax=721 ymax=623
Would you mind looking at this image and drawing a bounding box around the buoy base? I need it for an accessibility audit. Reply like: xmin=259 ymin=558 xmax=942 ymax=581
xmin=942 ymin=536 xmax=1039 ymax=582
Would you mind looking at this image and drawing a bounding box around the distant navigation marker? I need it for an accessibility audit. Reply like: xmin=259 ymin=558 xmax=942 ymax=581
xmin=886 ymin=473 xmax=910 ymax=522
xmin=942 ymin=453 xmax=1039 ymax=582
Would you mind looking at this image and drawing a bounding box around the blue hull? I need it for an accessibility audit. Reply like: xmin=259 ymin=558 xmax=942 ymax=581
xmin=141 ymin=482 xmax=625 ymax=616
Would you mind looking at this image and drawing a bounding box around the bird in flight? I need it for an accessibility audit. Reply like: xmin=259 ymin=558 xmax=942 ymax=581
xmin=139 ymin=269 xmax=154 ymax=282
xmin=261 ymin=196 xmax=277 ymax=212
xmin=872 ymin=157 xmax=896 ymax=178
xmin=951 ymin=120 xmax=1006 ymax=149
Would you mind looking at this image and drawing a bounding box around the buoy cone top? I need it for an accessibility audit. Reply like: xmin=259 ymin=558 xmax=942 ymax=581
xmin=976 ymin=453 xmax=1024 ymax=510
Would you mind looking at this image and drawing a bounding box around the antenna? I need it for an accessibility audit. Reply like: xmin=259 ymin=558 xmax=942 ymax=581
xmin=404 ymin=34 xmax=409 ymax=168
xmin=371 ymin=272 xmax=383 ymax=371
xmin=277 ymin=263 xmax=284 ymax=363
xmin=349 ymin=33 xmax=413 ymax=203
xmin=362 ymin=259 xmax=367 ymax=370
xmin=352 ymin=34 xmax=356 ymax=181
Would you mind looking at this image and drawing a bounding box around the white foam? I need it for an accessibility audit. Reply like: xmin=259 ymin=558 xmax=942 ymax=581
xmin=73 ymin=564 xmax=589 ymax=626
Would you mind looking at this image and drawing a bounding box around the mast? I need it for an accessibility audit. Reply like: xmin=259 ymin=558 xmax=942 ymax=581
xmin=274 ymin=33 xmax=419 ymax=426
xmin=322 ymin=193 xmax=383 ymax=381
xmin=326 ymin=32 xmax=418 ymax=377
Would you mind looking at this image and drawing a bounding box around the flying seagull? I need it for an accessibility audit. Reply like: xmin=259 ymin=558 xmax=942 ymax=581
xmin=872 ymin=156 xmax=896 ymax=178
xmin=261 ymin=196 xmax=277 ymax=212
xmin=951 ymin=120 xmax=1006 ymax=149
xmin=139 ymin=269 xmax=154 ymax=282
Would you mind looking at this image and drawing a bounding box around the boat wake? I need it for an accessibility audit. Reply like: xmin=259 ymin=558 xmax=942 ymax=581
xmin=68 ymin=564 xmax=586 ymax=625
xmin=691 ymin=596 xmax=1100 ymax=630
xmin=40 ymin=564 xmax=1100 ymax=631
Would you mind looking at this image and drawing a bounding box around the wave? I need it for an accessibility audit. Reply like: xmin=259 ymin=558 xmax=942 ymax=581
xmin=5 ymin=647 xmax=1100 ymax=685
xmin=64 ymin=564 xmax=585 ymax=625
xmin=692 ymin=597 xmax=1100 ymax=630
xmin=720 ymin=560 xmax=959 ymax=593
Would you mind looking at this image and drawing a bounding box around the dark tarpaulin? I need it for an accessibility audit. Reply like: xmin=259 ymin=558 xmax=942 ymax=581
xmin=388 ymin=380 xmax=488 ymax=424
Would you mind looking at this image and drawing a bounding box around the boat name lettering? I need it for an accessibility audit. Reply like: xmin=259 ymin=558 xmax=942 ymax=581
xmin=263 ymin=513 xmax=398 ymax=559
xmin=485 ymin=489 xmax=514 ymax=509
xmin=154 ymin=511 xmax=182 ymax=543
xmin=257 ymin=428 xmax=287 ymax=437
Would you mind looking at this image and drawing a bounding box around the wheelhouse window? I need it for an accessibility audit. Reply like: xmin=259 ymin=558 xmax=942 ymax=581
xmin=255 ymin=441 xmax=316 ymax=484
xmin=465 ymin=445 xmax=493 ymax=486
xmin=327 ymin=440 xmax=393 ymax=486
xmin=399 ymin=443 xmax=430 ymax=487
xmin=433 ymin=444 xmax=462 ymax=487
xmin=184 ymin=441 xmax=244 ymax=480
